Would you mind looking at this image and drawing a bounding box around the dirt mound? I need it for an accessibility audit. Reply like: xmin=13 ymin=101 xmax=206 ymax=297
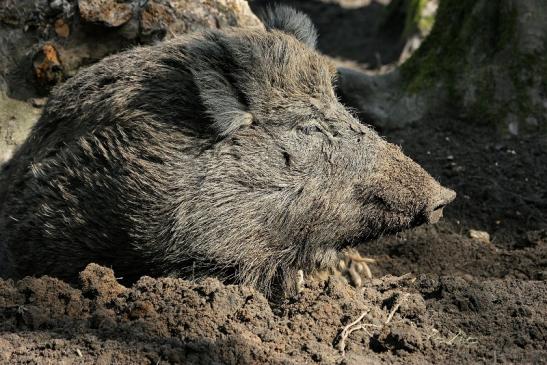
xmin=0 ymin=263 xmax=544 ymax=364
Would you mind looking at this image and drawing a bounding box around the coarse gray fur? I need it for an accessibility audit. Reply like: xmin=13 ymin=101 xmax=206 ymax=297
xmin=0 ymin=6 xmax=454 ymax=296
xmin=259 ymin=5 xmax=318 ymax=48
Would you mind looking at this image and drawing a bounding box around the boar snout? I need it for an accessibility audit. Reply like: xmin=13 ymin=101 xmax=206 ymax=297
xmin=419 ymin=186 xmax=456 ymax=224
xmin=359 ymin=141 xmax=456 ymax=234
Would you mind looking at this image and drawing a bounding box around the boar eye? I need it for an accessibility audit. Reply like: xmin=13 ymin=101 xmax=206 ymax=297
xmin=300 ymin=124 xmax=323 ymax=135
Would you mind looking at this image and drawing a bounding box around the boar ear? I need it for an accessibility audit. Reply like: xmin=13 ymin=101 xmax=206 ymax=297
xmin=193 ymin=69 xmax=253 ymax=137
xmin=259 ymin=5 xmax=318 ymax=49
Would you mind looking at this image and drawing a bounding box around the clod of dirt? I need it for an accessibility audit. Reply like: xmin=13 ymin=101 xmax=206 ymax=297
xmin=79 ymin=263 xmax=128 ymax=304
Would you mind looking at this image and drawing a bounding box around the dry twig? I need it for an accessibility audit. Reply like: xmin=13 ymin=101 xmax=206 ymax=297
xmin=337 ymin=292 xmax=411 ymax=356
xmin=337 ymin=311 xmax=369 ymax=356
xmin=385 ymin=293 xmax=409 ymax=325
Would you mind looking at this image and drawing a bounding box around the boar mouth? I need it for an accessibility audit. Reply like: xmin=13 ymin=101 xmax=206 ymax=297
xmin=342 ymin=224 xmax=411 ymax=248
xmin=350 ymin=192 xmax=456 ymax=246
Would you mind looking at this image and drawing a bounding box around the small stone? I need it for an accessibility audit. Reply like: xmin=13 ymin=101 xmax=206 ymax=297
xmin=29 ymin=98 xmax=48 ymax=108
xmin=462 ymin=274 xmax=474 ymax=282
xmin=54 ymin=18 xmax=70 ymax=38
xmin=49 ymin=0 xmax=64 ymax=11
xmin=468 ymin=229 xmax=490 ymax=244
xmin=33 ymin=43 xmax=64 ymax=89
xmin=508 ymin=121 xmax=519 ymax=136
xmin=525 ymin=116 xmax=538 ymax=126
xmin=78 ymin=0 xmax=133 ymax=28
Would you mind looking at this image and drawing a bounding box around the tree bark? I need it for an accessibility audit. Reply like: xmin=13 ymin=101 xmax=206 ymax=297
xmin=339 ymin=0 xmax=547 ymax=134
xmin=381 ymin=0 xmax=438 ymax=63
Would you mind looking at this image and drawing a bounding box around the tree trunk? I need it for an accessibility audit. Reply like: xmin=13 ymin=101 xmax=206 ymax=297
xmin=339 ymin=0 xmax=547 ymax=134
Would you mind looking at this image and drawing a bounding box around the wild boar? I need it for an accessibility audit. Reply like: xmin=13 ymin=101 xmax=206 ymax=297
xmin=0 ymin=6 xmax=455 ymax=296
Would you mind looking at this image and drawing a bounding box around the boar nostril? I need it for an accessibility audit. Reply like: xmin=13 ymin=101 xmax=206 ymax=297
xmin=433 ymin=188 xmax=456 ymax=210
xmin=432 ymin=203 xmax=447 ymax=212
xmin=423 ymin=188 xmax=456 ymax=225
xmin=425 ymin=206 xmax=444 ymax=224
xmin=410 ymin=188 xmax=456 ymax=227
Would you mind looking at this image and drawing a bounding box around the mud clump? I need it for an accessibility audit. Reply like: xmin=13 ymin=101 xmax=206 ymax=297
xmin=79 ymin=263 xmax=128 ymax=304
xmin=1 ymin=264 xmax=545 ymax=364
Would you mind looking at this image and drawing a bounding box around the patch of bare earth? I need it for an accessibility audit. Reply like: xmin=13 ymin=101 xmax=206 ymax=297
xmin=0 ymin=259 xmax=545 ymax=364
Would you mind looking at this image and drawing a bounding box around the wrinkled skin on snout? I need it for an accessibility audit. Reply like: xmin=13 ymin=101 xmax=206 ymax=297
xmin=0 ymin=6 xmax=455 ymax=297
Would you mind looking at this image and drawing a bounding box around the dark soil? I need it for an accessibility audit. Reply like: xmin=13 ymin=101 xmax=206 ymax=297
xmin=1 ymin=0 xmax=546 ymax=364
xmin=1 ymin=263 xmax=544 ymax=364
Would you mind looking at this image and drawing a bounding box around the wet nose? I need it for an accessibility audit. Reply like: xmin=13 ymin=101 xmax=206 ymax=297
xmin=423 ymin=187 xmax=456 ymax=224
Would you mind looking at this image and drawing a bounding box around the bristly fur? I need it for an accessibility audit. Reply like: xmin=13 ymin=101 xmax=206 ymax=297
xmin=258 ymin=5 xmax=318 ymax=49
xmin=0 ymin=6 xmax=450 ymax=298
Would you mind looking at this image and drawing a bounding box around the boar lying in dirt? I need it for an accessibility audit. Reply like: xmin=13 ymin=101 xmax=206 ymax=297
xmin=0 ymin=6 xmax=455 ymax=296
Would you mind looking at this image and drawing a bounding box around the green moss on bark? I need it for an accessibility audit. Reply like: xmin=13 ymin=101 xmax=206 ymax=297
xmin=401 ymin=0 xmax=482 ymax=93
xmin=402 ymin=0 xmax=520 ymax=85
xmin=404 ymin=0 xmax=435 ymax=36
xmin=399 ymin=0 xmax=546 ymax=131
xmin=382 ymin=0 xmax=437 ymax=40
